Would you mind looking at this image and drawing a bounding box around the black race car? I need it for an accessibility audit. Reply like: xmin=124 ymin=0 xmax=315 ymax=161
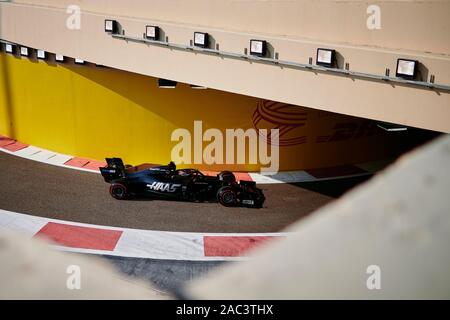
xmin=100 ymin=158 xmax=265 ymax=208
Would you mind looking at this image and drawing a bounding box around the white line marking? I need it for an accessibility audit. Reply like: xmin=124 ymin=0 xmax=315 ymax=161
xmin=0 ymin=209 xmax=287 ymax=261
xmin=0 ymin=138 xmax=388 ymax=182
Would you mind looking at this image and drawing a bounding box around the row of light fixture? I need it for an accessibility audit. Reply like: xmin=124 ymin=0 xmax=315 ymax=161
xmin=105 ymin=19 xmax=273 ymax=57
xmin=0 ymin=41 xmax=86 ymax=64
xmin=0 ymin=40 xmax=205 ymax=89
xmin=105 ymin=19 xmax=419 ymax=80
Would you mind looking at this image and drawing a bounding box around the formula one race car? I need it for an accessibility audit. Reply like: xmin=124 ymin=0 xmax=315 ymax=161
xmin=100 ymin=158 xmax=265 ymax=208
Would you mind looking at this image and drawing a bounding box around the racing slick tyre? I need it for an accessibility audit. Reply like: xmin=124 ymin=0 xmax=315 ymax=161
xmin=217 ymin=186 xmax=238 ymax=207
xmin=109 ymin=183 xmax=128 ymax=200
xmin=218 ymin=171 xmax=236 ymax=183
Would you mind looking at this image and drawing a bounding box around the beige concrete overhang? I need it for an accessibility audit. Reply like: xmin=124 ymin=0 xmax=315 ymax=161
xmin=1 ymin=1 xmax=449 ymax=132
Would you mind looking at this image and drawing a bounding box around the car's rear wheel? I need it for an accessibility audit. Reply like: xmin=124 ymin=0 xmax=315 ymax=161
xmin=217 ymin=186 xmax=238 ymax=207
xmin=110 ymin=183 xmax=128 ymax=200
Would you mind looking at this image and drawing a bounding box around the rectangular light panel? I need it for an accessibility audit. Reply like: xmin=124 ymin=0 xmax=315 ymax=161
xmin=145 ymin=26 xmax=159 ymax=40
xmin=396 ymin=59 xmax=417 ymax=79
xmin=104 ymin=19 xmax=117 ymax=33
xmin=37 ymin=50 xmax=46 ymax=59
xmin=250 ymin=40 xmax=267 ymax=56
xmin=190 ymin=84 xmax=207 ymax=89
xmin=5 ymin=43 xmax=14 ymax=53
xmin=316 ymin=48 xmax=335 ymax=67
xmin=20 ymin=47 xmax=29 ymax=56
xmin=194 ymin=32 xmax=208 ymax=47
xmin=158 ymin=78 xmax=177 ymax=88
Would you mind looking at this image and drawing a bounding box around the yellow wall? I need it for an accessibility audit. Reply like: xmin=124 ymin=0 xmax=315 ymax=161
xmin=0 ymin=53 xmax=410 ymax=171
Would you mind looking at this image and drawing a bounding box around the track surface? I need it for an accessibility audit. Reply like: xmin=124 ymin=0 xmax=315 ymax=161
xmin=0 ymin=152 xmax=369 ymax=232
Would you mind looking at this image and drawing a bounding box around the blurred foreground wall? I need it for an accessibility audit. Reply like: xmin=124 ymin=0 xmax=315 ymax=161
xmin=185 ymin=134 xmax=450 ymax=299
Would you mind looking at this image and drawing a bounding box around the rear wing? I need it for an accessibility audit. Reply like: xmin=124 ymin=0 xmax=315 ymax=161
xmin=100 ymin=157 xmax=126 ymax=182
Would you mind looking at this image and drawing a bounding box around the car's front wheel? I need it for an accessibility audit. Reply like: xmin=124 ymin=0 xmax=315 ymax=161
xmin=110 ymin=183 xmax=128 ymax=200
xmin=217 ymin=186 xmax=238 ymax=207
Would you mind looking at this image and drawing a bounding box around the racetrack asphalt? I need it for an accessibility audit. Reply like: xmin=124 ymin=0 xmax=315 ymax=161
xmin=0 ymin=151 xmax=370 ymax=232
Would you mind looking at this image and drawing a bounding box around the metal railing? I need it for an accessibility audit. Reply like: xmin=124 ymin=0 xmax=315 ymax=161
xmin=2 ymin=34 xmax=448 ymax=92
